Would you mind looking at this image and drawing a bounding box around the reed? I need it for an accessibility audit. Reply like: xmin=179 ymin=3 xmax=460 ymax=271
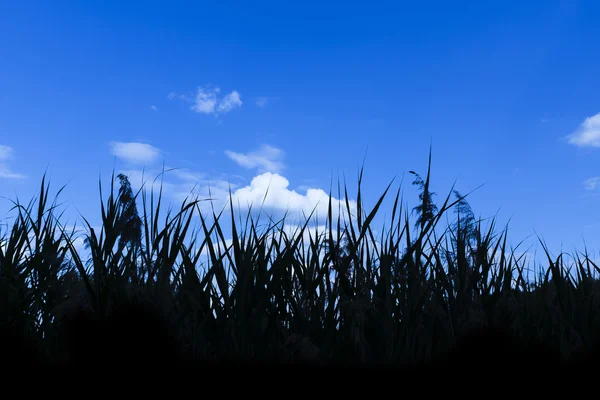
xmin=1 ymin=152 xmax=598 ymax=366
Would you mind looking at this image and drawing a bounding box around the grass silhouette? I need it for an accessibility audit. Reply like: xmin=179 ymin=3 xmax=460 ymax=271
xmin=1 ymin=153 xmax=600 ymax=368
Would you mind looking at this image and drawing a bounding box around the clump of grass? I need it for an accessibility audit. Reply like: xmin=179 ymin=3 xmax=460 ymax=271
xmin=1 ymin=151 xmax=600 ymax=367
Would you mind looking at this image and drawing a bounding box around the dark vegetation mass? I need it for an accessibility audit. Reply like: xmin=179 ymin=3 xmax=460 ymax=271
xmin=2 ymin=152 xmax=600 ymax=368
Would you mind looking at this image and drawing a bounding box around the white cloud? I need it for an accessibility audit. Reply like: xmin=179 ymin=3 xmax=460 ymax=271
xmin=150 ymin=105 xmax=158 ymax=111
xmin=0 ymin=145 xmax=14 ymax=162
xmin=584 ymin=177 xmax=600 ymax=191
xmin=230 ymin=172 xmax=356 ymax=222
xmin=167 ymin=92 xmax=188 ymax=101
xmin=225 ymin=144 xmax=285 ymax=173
xmin=0 ymin=168 xmax=25 ymax=179
xmin=109 ymin=142 xmax=161 ymax=165
xmin=170 ymin=85 xmax=242 ymax=116
xmin=0 ymin=145 xmax=25 ymax=179
xmin=217 ymin=90 xmax=242 ymax=114
xmin=255 ymin=97 xmax=268 ymax=108
xmin=192 ymin=86 xmax=219 ymax=114
xmin=567 ymin=113 xmax=600 ymax=148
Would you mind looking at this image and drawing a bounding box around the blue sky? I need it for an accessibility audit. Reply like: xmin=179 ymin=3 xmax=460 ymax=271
xmin=1 ymin=0 xmax=600 ymax=265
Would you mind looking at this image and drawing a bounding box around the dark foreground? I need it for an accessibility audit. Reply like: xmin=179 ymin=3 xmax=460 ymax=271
xmin=2 ymin=300 xmax=598 ymax=369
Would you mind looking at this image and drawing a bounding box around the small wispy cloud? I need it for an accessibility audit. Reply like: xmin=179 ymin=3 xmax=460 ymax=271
xmin=225 ymin=145 xmax=285 ymax=174
xmin=0 ymin=145 xmax=25 ymax=179
xmin=170 ymin=168 xmax=205 ymax=182
xmin=169 ymin=85 xmax=242 ymax=117
xmin=167 ymin=92 xmax=188 ymax=101
xmin=255 ymin=97 xmax=268 ymax=108
xmin=120 ymin=167 xmax=242 ymax=213
xmin=0 ymin=145 xmax=16 ymax=162
xmin=150 ymin=105 xmax=158 ymax=111
xmin=191 ymin=86 xmax=219 ymax=114
xmin=109 ymin=141 xmax=161 ymax=165
xmin=567 ymin=112 xmax=600 ymax=148
xmin=217 ymin=91 xmax=242 ymax=114
xmin=584 ymin=177 xmax=600 ymax=191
